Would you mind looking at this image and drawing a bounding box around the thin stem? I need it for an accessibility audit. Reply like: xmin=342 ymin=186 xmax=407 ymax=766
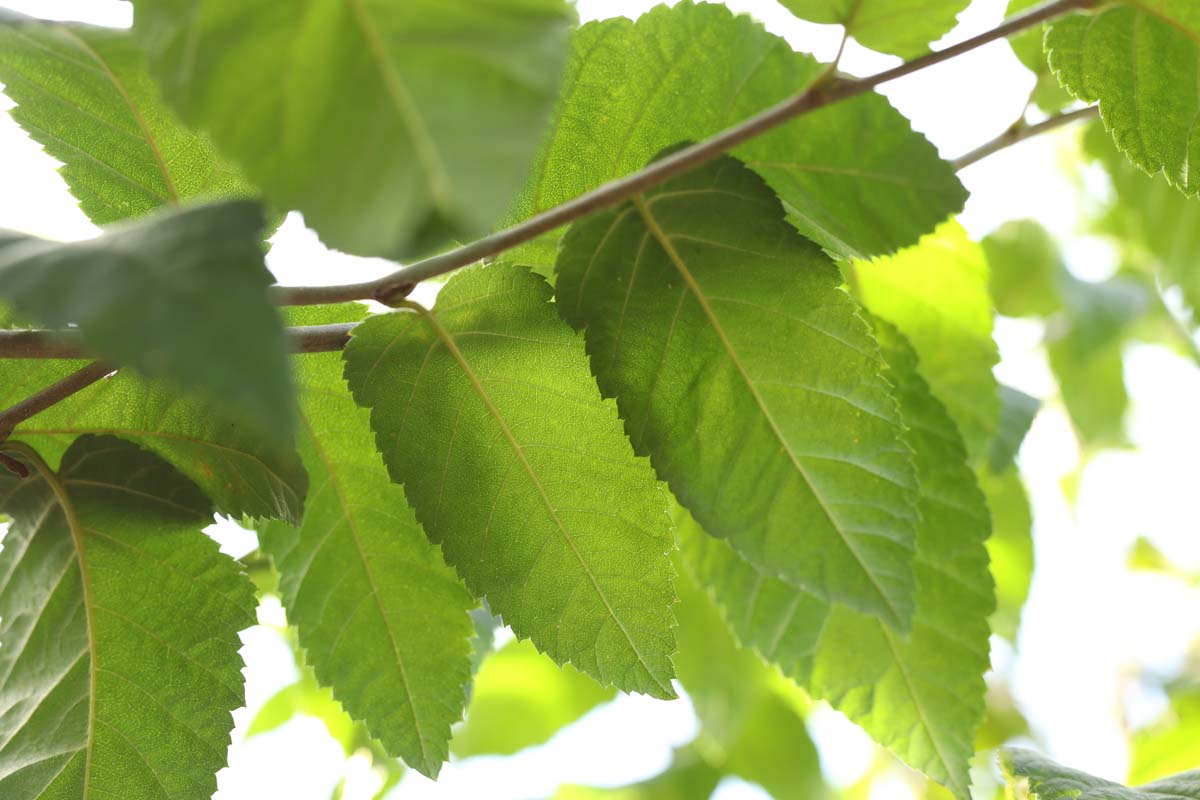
xmin=0 ymin=361 xmax=114 ymax=436
xmin=271 ymin=0 xmax=1094 ymax=307
xmin=0 ymin=323 xmax=358 ymax=360
xmin=952 ymin=105 xmax=1099 ymax=170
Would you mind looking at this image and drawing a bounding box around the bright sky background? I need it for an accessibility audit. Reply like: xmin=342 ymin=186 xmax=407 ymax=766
xmin=2 ymin=1 xmax=1200 ymax=799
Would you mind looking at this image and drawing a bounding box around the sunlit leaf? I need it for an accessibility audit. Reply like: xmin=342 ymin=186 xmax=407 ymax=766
xmin=558 ymin=155 xmax=919 ymax=628
xmin=515 ymin=1 xmax=965 ymax=262
xmin=778 ymin=0 xmax=968 ymax=58
xmin=0 ymin=12 xmax=254 ymax=225
xmin=1046 ymin=1 xmax=1200 ymax=196
xmin=344 ymin=264 xmax=678 ymax=697
xmin=0 ymin=435 xmax=256 ymax=798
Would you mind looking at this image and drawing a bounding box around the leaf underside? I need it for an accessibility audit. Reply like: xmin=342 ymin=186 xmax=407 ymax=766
xmin=343 ymin=264 xmax=678 ymax=698
xmin=262 ymin=305 xmax=475 ymax=778
xmin=778 ymin=0 xmax=970 ymax=58
xmin=0 ymin=14 xmax=254 ymax=225
xmin=1003 ymin=747 xmax=1200 ymax=800
xmin=557 ymin=155 xmax=919 ymax=629
xmin=684 ymin=320 xmax=994 ymax=800
xmin=1046 ymin=2 xmax=1200 ymax=196
xmin=0 ymin=435 xmax=256 ymax=799
xmin=512 ymin=0 xmax=966 ymax=263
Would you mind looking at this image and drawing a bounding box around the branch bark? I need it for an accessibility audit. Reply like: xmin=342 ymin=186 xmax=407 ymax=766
xmin=0 ymin=361 xmax=114 ymax=436
xmin=270 ymin=0 xmax=1095 ymax=307
xmin=952 ymin=105 xmax=1099 ymax=171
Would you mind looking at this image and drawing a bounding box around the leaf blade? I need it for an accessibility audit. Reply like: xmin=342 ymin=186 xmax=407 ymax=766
xmin=557 ymin=155 xmax=919 ymax=629
xmin=131 ymin=0 xmax=573 ymax=258
xmin=261 ymin=305 xmax=475 ymax=778
xmin=0 ymin=435 xmax=256 ymax=799
xmin=0 ymin=202 xmax=295 ymax=444
xmin=343 ymin=265 xmax=678 ymax=697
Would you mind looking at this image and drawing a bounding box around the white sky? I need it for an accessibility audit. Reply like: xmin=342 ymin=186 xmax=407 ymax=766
xmin=2 ymin=1 xmax=1199 ymax=799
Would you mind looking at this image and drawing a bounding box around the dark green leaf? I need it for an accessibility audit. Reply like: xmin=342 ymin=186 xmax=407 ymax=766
xmin=514 ymin=1 xmax=966 ymax=261
xmin=343 ymin=264 xmax=678 ymax=698
xmin=0 ymin=13 xmax=253 ymax=225
xmin=1046 ymin=2 xmax=1200 ymax=196
xmin=131 ymin=0 xmax=573 ymax=259
xmin=684 ymin=320 xmax=994 ymax=799
xmin=557 ymin=155 xmax=919 ymax=628
xmin=0 ymin=202 xmax=294 ymax=444
xmin=778 ymin=0 xmax=968 ymax=58
xmin=1003 ymin=747 xmax=1200 ymax=799
xmin=0 ymin=435 xmax=256 ymax=798
xmin=262 ymin=305 xmax=475 ymax=778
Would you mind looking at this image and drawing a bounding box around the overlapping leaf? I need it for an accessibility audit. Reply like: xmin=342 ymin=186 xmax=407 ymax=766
xmin=1046 ymin=1 xmax=1200 ymax=195
xmin=0 ymin=202 xmax=294 ymax=444
xmin=1003 ymin=748 xmax=1200 ymax=800
xmin=131 ymin=0 xmax=572 ymax=259
xmin=513 ymin=0 xmax=966 ymax=262
xmin=684 ymin=321 xmax=994 ymax=799
xmin=0 ymin=435 xmax=256 ymax=798
xmin=557 ymin=155 xmax=918 ymax=628
xmin=1004 ymin=0 xmax=1074 ymax=113
xmin=0 ymin=12 xmax=253 ymax=225
xmin=853 ymin=221 xmax=1000 ymax=459
xmin=778 ymin=0 xmax=968 ymax=58
xmin=1 ymin=362 xmax=306 ymax=523
xmin=452 ymin=639 xmax=614 ymax=758
xmin=343 ymin=264 xmax=677 ymax=697
xmin=261 ymin=305 xmax=475 ymax=778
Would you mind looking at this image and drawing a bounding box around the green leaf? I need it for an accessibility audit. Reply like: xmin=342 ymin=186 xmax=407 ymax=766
xmin=1046 ymin=2 xmax=1200 ymax=196
xmin=0 ymin=201 xmax=294 ymax=444
xmin=980 ymin=467 xmax=1034 ymax=642
xmin=1131 ymin=687 xmax=1200 ymax=785
xmin=0 ymin=13 xmax=254 ymax=225
xmin=262 ymin=304 xmax=475 ymax=778
xmin=684 ymin=320 xmax=994 ymax=799
xmin=247 ymin=670 xmax=355 ymax=749
xmin=853 ymin=221 xmax=1000 ymax=460
xmin=5 ymin=363 xmax=306 ymax=523
xmin=981 ymin=220 xmax=1065 ymax=319
xmin=1047 ymin=328 xmax=1129 ymax=447
xmin=777 ymin=0 xmax=968 ymax=58
xmin=0 ymin=435 xmax=257 ymax=798
xmin=343 ymin=264 xmax=678 ymax=698
xmin=555 ymin=750 xmax=724 ymax=800
xmin=131 ymin=0 xmax=572 ymax=259
xmin=1083 ymin=122 xmax=1200 ymax=316
xmin=1003 ymin=747 xmax=1200 ymax=799
xmin=988 ymin=385 xmax=1040 ymax=473
xmin=452 ymin=639 xmax=615 ymax=758
xmin=1004 ymin=0 xmax=1075 ymax=113
xmin=514 ymin=1 xmax=966 ymax=262
xmin=673 ymin=564 xmax=829 ymax=800
xmin=557 ymin=154 xmax=918 ymax=628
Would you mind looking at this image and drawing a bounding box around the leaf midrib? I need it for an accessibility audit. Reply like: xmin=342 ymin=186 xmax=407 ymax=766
xmin=631 ymin=193 xmax=906 ymax=627
xmin=407 ymin=302 xmax=675 ymax=697
xmin=297 ymin=410 xmax=437 ymax=774
xmin=342 ymin=0 xmax=452 ymax=209
xmin=0 ymin=444 xmax=98 ymax=797
xmin=56 ymin=25 xmax=181 ymax=206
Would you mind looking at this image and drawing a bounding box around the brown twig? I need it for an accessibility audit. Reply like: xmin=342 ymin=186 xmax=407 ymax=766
xmin=952 ymin=105 xmax=1099 ymax=171
xmin=269 ymin=0 xmax=1095 ymax=307
xmin=0 ymin=361 xmax=114 ymax=436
